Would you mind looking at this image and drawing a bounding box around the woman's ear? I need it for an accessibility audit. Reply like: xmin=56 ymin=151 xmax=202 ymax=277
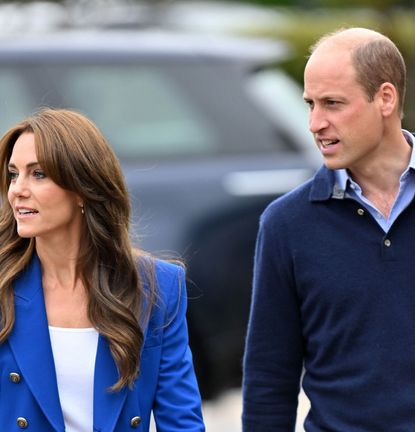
xmin=377 ymin=82 xmax=398 ymax=117
xmin=75 ymin=195 xmax=85 ymax=214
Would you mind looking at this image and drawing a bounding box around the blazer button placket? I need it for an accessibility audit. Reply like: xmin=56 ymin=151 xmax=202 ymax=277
xmin=17 ymin=417 xmax=28 ymax=428
xmin=130 ymin=416 xmax=141 ymax=428
xmin=9 ymin=372 xmax=21 ymax=383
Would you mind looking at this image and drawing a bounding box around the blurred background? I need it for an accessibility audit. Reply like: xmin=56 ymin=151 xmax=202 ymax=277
xmin=0 ymin=0 xmax=414 ymax=430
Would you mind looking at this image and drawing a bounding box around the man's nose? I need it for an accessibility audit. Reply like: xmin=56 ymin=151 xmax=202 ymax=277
xmin=309 ymin=107 xmax=329 ymax=133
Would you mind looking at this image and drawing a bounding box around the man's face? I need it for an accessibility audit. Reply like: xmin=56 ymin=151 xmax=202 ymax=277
xmin=303 ymin=47 xmax=384 ymax=174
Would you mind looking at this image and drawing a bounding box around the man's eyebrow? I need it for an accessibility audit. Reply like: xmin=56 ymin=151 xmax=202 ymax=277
xmin=7 ymin=161 xmax=41 ymax=169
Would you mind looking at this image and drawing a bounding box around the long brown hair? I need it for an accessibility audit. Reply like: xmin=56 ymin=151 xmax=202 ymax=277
xmin=0 ymin=108 xmax=157 ymax=391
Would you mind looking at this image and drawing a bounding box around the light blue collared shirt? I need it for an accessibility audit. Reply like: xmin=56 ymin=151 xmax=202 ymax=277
xmin=334 ymin=130 xmax=415 ymax=232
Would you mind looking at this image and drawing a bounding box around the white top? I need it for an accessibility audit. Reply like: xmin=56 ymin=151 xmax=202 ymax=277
xmin=49 ymin=326 xmax=99 ymax=432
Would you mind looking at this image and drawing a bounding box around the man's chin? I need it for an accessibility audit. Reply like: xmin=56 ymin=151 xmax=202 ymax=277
xmin=323 ymin=159 xmax=346 ymax=171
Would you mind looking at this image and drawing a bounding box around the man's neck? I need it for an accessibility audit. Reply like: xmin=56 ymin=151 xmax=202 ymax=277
xmin=347 ymin=131 xmax=412 ymax=218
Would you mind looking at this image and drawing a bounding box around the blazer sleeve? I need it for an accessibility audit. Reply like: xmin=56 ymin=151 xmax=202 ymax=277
xmin=152 ymin=263 xmax=205 ymax=432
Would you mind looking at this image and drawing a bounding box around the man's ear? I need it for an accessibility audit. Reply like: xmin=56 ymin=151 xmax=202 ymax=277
xmin=377 ymin=82 xmax=398 ymax=117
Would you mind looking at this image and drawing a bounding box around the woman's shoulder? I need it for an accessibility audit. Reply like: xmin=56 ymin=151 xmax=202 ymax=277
xmin=137 ymin=253 xmax=185 ymax=306
xmin=137 ymin=253 xmax=184 ymax=281
xmin=154 ymin=258 xmax=184 ymax=283
xmin=137 ymin=255 xmax=187 ymax=336
xmin=154 ymin=260 xmax=186 ymax=311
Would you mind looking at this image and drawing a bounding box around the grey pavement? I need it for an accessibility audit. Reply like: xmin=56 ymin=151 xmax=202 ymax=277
xmin=203 ymin=388 xmax=309 ymax=432
xmin=150 ymin=388 xmax=310 ymax=431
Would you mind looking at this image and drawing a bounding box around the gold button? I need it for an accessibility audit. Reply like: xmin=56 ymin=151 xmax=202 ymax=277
xmin=384 ymin=239 xmax=391 ymax=247
xmin=17 ymin=417 xmax=28 ymax=428
xmin=357 ymin=208 xmax=365 ymax=216
xmin=130 ymin=416 xmax=141 ymax=428
xmin=10 ymin=372 xmax=21 ymax=383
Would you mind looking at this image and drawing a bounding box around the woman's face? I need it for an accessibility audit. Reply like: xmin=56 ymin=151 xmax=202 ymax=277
xmin=7 ymin=132 xmax=83 ymax=242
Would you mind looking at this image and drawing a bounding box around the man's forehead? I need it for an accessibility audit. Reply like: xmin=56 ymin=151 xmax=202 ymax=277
xmin=303 ymin=54 xmax=361 ymax=98
xmin=305 ymin=47 xmax=353 ymax=79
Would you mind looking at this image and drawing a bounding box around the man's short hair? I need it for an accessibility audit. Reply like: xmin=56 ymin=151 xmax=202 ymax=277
xmin=353 ymin=38 xmax=406 ymax=118
xmin=310 ymin=28 xmax=407 ymax=118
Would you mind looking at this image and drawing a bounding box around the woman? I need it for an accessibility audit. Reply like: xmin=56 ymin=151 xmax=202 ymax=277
xmin=0 ymin=108 xmax=205 ymax=431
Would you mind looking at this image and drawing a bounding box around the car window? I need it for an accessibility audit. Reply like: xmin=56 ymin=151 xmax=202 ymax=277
xmin=0 ymin=70 xmax=33 ymax=129
xmin=0 ymin=65 xmax=217 ymax=158
xmin=246 ymin=68 xmax=312 ymax=149
xmin=62 ymin=66 xmax=217 ymax=158
xmin=0 ymin=61 xmax=298 ymax=159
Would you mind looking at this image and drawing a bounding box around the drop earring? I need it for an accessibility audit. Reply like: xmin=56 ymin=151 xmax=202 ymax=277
xmin=80 ymin=205 xmax=84 ymax=215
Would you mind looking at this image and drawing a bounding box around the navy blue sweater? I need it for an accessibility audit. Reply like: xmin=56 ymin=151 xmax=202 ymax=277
xmin=243 ymin=166 xmax=415 ymax=431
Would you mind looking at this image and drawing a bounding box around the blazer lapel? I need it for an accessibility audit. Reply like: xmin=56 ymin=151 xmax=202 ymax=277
xmin=8 ymin=254 xmax=65 ymax=432
xmin=93 ymin=335 xmax=128 ymax=432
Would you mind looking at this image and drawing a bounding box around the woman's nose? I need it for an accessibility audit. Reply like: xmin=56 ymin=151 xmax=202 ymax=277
xmin=9 ymin=175 xmax=30 ymax=197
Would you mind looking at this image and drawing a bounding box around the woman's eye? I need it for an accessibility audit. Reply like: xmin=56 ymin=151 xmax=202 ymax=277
xmin=8 ymin=171 xmax=18 ymax=181
xmin=33 ymin=170 xmax=46 ymax=179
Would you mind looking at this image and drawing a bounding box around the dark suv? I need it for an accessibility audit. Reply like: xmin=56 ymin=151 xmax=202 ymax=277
xmin=0 ymin=29 xmax=318 ymax=398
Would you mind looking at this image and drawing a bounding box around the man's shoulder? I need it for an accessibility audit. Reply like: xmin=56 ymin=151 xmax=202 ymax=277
xmin=259 ymin=166 xmax=336 ymax=236
xmin=262 ymin=166 xmax=334 ymax=216
xmin=261 ymin=176 xmax=315 ymax=221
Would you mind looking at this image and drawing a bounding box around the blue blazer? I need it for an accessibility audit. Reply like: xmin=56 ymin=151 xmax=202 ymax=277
xmin=0 ymin=254 xmax=205 ymax=431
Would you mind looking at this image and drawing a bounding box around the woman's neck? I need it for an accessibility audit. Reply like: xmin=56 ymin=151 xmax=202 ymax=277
xmin=36 ymin=239 xmax=92 ymax=328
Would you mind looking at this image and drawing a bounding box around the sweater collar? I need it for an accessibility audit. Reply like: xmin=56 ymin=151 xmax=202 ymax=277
xmin=309 ymin=165 xmax=339 ymax=202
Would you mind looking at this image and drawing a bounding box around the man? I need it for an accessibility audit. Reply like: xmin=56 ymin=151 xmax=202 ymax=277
xmin=242 ymin=27 xmax=415 ymax=431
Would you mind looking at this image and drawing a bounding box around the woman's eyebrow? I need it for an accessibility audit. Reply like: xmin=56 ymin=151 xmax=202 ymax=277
xmin=7 ymin=161 xmax=40 ymax=169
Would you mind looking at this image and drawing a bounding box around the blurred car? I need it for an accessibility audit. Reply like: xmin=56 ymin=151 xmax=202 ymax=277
xmin=0 ymin=28 xmax=319 ymax=398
